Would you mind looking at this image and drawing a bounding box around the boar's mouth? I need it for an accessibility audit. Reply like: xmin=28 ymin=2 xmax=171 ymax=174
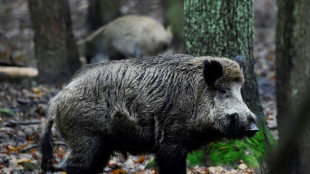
xmin=224 ymin=121 xmax=259 ymax=139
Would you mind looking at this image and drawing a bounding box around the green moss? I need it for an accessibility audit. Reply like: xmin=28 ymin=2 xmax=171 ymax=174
xmin=0 ymin=108 xmax=13 ymax=115
xmin=187 ymin=149 xmax=204 ymax=167
xmin=187 ymin=125 xmax=276 ymax=168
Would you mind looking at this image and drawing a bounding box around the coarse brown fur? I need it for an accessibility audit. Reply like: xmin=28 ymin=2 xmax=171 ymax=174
xmin=41 ymin=54 xmax=257 ymax=174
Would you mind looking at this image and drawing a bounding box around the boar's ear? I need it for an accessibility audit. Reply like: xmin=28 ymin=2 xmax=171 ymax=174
xmin=233 ymin=55 xmax=247 ymax=74
xmin=203 ymin=60 xmax=223 ymax=88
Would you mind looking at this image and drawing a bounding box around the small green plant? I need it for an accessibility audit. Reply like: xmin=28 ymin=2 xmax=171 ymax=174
xmin=0 ymin=108 xmax=14 ymax=115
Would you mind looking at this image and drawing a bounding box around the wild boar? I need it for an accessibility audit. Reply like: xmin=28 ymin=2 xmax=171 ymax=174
xmin=41 ymin=54 xmax=258 ymax=174
xmin=83 ymin=15 xmax=172 ymax=63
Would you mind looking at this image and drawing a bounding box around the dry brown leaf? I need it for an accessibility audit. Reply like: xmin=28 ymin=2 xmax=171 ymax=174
xmin=0 ymin=161 xmax=4 ymax=169
xmin=56 ymin=146 xmax=66 ymax=159
xmin=31 ymin=151 xmax=39 ymax=160
xmin=16 ymin=144 xmax=28 ymax=151
xmin=134 ymin=155 xmax=145 ymax=164
xmin=32 ymin=87 xmax=43 ymax=96
xmin=112 ymin=169 xmax=127 ymax=174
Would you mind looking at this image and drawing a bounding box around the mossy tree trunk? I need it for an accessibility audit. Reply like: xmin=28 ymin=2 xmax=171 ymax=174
xmin=162 ymin=0 xmax=184 ymax=50
xmin=274 ymin=0 xmax=310 ymax=173
xmin=184 ymin=0 xmax=273 ymax=168
xmin=28 ymin=0 xmax=80 ymax=83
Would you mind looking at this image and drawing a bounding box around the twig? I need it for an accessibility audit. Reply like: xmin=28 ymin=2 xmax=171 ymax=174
xmin=3 ymin=120 xmax=41 ymax=127
xmin=20 ymin=144 xmax=39 ymax=152
xmin=20 ymin=142 xmax=68 ymax=152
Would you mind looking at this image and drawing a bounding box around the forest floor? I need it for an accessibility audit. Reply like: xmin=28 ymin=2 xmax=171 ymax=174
xmin=0 ymin=0 xmax=277 ymax=173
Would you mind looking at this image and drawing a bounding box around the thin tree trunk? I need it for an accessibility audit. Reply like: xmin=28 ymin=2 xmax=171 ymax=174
xmin=86 ymin=0 xmax=121 ymax=32
xmin=28 ymin=0 xmax=80 ymax=83
xmin=184 ymin=0 xmax=272 ymax=168
xmin=274 ymin=0 xmax=310 ymax=173
xmin=162 ymin=0 xmax=184 ymax=50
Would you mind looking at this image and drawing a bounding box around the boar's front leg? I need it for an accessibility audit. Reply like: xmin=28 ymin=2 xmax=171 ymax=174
xmin=155 ymin=143 xmax=187 ymax=174
xmin=66 ymin=135 xmax=112 ymax=174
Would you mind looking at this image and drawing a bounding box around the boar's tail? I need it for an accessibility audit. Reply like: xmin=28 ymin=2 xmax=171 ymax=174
xmin=40 ymin=109 xmax=55 ymax=173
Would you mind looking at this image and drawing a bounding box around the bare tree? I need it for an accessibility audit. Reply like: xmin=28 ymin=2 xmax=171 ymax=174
xmin=28 ymin=0 xmax=80 ymax=83
xmin=272 ymin=0 xmax=310 ymax=173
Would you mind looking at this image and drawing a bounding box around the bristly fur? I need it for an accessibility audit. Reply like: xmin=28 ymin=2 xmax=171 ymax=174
xmin=41 ymin=54 xmax=256 ymax=174
xmin=40 ymin=119 xmax=54 ymax=173
xmin=233 ymin=55 xmax=247 ymax=73
xmin=203 ymin=60 xmax=223 ymax=88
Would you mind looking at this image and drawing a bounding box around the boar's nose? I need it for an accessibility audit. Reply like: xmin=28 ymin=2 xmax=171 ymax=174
xmin=246 ymin=123 xmax=259 ymax=137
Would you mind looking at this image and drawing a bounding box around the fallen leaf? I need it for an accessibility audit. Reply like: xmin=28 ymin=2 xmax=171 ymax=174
xmin=0 ymin=161 xmax=5 ymax=169
xmin=32 ymin=87 xmax=43 ymax=96
xmin=112 ymin=169 xmax=127 ymax=174
xmin=239 ymin=163 xmax=247 ymax=170
xmin=32 ymin=151 xmax=39 ymax=160
xmin=135 ymin=155 xmax=145 ymax=164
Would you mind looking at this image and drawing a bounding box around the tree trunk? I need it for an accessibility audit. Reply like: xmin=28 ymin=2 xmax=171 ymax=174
xmin=86 ymin=0 xmax=121 ymax=32
xmin=28 ymin=0 xmax=80 ymax=83
xmin=162 ymin=0 xmax=184 ymax=50
xmin=274 ymin=0 xmax=310 ymax=173
xmin=184 ymin=0 xmax=272 ymax=168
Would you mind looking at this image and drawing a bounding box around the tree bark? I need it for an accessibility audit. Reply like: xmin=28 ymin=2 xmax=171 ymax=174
xmin=274 ymin=0 xmax=310 ymax=173
xmin=184 ymin=0 xmax=272 ymax=167
xmin=86 ymin=0 xmax=121 ymax=32
xmin=162 ymin=0 xmax=184 ymax=50
xmin=28 ymin=0 xmax=80 ymax=83
xmin=184 ymin=0 xmax=264 ymax=125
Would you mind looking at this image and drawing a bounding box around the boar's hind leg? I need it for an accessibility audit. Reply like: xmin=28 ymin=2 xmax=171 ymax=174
xmin=155 ymin=144 xmax=187 ymax=174
xmin=66 ymin=135 xmax=112 ymax=174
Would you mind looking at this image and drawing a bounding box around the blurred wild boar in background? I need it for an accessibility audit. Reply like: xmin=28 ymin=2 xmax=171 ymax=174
xmin=41 ymin=54 xmax=258 ymax=174
xmin=81 ymin=15 xmax=172 ymax=63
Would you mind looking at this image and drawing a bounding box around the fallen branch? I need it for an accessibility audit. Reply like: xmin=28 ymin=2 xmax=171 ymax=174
xmin=3 ymin=120 xmax=41 ymax=127
xmin=0 ymin=67 xmax=38 ymax=77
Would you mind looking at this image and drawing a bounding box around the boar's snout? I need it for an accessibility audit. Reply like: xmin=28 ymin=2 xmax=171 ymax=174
xmin=224 ymin=112 xmax=259 ymax=139
xmin=246 ymin=123 xmax=259 ymax=137
xmin=245 ymin=115 xmax=259 ymax=137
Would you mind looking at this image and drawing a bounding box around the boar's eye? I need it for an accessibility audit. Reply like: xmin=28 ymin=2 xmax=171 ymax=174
xmin=218 ymin=88 xmax=230 ymax=98
xmin=219 ymin=89 xmax=226 ymax=94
